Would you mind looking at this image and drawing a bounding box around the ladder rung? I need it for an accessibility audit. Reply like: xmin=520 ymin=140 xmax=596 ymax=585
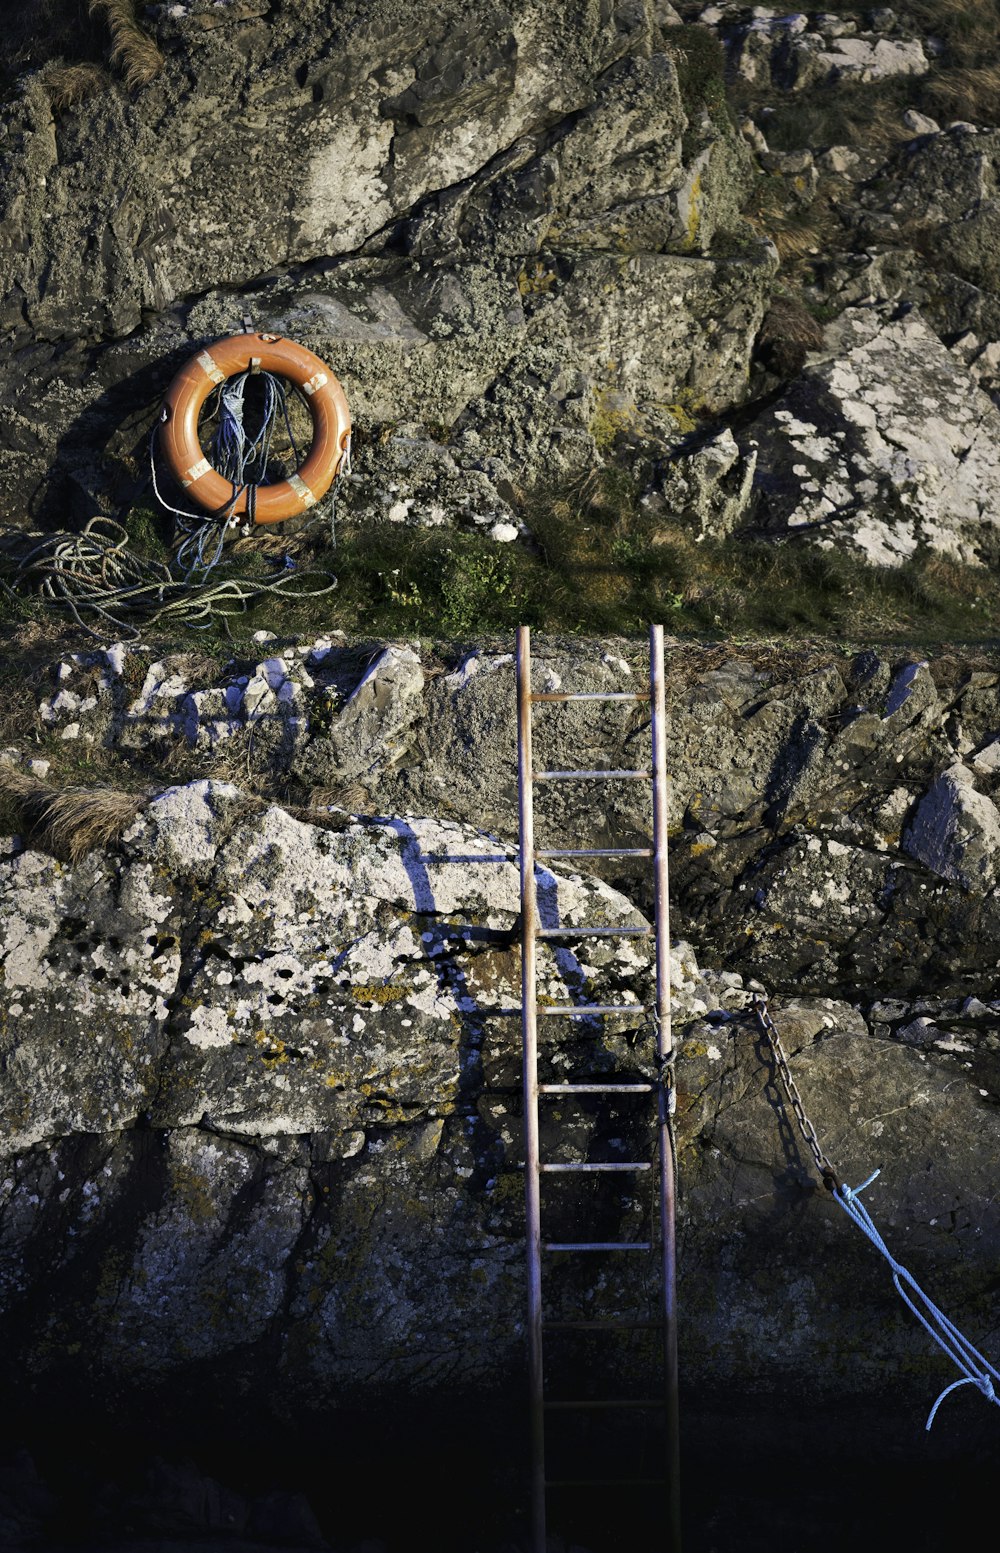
xmin=534 ymin=769 xmax=650 ymax=781
xmin=544 ymin=1399 xmax=666 ymax=1411
xmin=545 ymin=1478 xmax=667 ymax=1488
xmin=538 ymin=1083 xmax=654 ymax=1094
xmin=536 ymin=847 xmax=653 ymax=858
xmin=536 ymin=926 xmax=652 ymax=938
xmin=538 ymin=1003 xmax=648 ymax=1018
xmin=530 ymin=692 xmax=650 ymax=702
xmin=543 ymin=1319 xmax=662 ymax=1330
xmin=544 ymin=1242 xmax=651 ymax=1252
xmin=539 ymin=1162 xmax=651 ymax=1172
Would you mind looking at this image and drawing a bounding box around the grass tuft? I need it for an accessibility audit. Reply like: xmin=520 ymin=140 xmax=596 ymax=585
xmin=45 ymin=60 xmax=109 ymax=110
xmin=0 ymin=769 xmax=148 ymax=861
xmin=666 ymin=26 xmax=730 ymax=122
xmin=756 ymin=295 xmax=826 ymax=376
xmin=88 ymin=0 xmax=163 ymax=89
xmin=925 ymin=63 xmax=1000 ymax=124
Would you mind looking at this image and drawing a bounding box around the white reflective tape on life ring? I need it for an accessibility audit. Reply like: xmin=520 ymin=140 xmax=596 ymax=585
xmin=196 ymin=351 xmax=225 ymax=385
xmin=288 ymin=473 xmax=317 ymax=507
xmin=182 ymin=456 xmax=212 ymax=487
xmin=302 ymin=372 xmax=328 ymax=396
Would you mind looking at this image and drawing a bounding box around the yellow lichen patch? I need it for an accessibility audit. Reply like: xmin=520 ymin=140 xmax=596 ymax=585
xmin=517 ymin=261 xmax=557 ymax=297
xmin=171 ymin=1163 xmax=217 ymax=1224
xmin=663 ymin=403 xmax=698 ymax=434
xmin=253 ymin=1029 xmax=290 ymax=1065
xmin=489 ymin=1173 xmax=524 ymax=1206
xmin=351 ymin=983 xmax=409 ymax=1005
xmin=589 ymin=385 xmax=646 ymax=454
xmin=685 ymin=170 xmax=702 ymax=251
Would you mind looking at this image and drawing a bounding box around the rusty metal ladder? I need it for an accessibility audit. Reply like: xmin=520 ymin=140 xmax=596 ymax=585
xmin=516 ymin=623 xmax=680 ymax=1553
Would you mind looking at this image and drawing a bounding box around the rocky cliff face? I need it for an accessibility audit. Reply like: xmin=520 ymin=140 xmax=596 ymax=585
xmin=3 ymin=764 xmax=1000 ymax=1454
xmin=22 ymin=631 xmax=1000 ymax=1001
xmin=6 ymin=1 xmax=1000 ymax=571
xmin=4 ymin=639 xmax=1000 ymax=1458
xmin=0 ymin=0 xmax=769 ymax=537
xmin=4 ymin=2 xmax=1000 ymax=1545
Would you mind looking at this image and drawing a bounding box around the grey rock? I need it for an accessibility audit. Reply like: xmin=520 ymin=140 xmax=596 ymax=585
xmin=901 ymin=107 xmax=940 ymax=137
xmin=818 ymin=144 xmax=861 ymax=177
xmin=23 ymin=637 xmax=1000 ymax=998
xmin=725 ymin=12 xmax=926 ymax=91
xmin=903 ymin=763 xmax=1000 ymax=893
xmin=876 ymin=126 xmax=1000 ymax=297
xmin=678 ymin=1000 xmax=1000 ymax=1409
xmin=790 ymin=31 xmax=928 ymax=88
xmin=656 ymin=427 xmax=757 ymax=539
xmin=743 ymin=305 xmax=1000 ymax=566
xmin=0 ymin=0 xmax=647 ymax=343
xmin=0 ymin=777 xmax=715 ymax=1402
xmin=295 ymin=643 xmax=424 ymax=785
xmin=971 ymin=738 xmax=1000 ymax=775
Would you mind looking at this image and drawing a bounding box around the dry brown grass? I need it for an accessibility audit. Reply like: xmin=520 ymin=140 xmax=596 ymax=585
xmin=0 ymin=769 xmax=148 ymax=861
xmin=912 ymin=0 xmax=1000 ymax=59
xmin=771 ymin=223 xmax=824 ymax=262
xmin=302 ymin=783 xmax=372 ymax=813
xmin=925 ymin=64 xmax=1000 ymax=124
xmin=156 ymin=650 xmax=224 ymax=690
xmin=88 ymin=0 xmax=163 ymax=89
xmin=745 ymin=176 xmax=839 ymax=268
xmin=756 ymin=295 xmax=825 ymax=376
xmin=45 ymin=60 xmax=109 ymax=110
xmin=919 ymin=552 xmax=987 ymax=600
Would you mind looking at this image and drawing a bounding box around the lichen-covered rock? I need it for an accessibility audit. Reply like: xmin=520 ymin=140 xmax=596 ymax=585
xmin=903 ymin=763 xmax=1000 ymax=893
xmin=711 ymin=6 xmax=927 ymax=91
xmin=294 ymin=644 xmax=424 ymax=785
xmin=876 ymin=126 xmax=1000 ymax=297
xmin=3 ymin=778 xmax=1000 ymax=1452
xmin=0 ymin=780 xmax=724 ymax=1407
xmin=679 ymin=997 xmax=1000 ymax=1405
xmin=0 ymin=3 xmax=769 ymax=526
xmin=1 ymin=782 xmax=1000 ymax=1447
xmin=21 ymin=638 xmax=1000 ymax=1000
xmin=743 ymin=306 xmax=1000 ymax=566
xmin=0 ymin=0 xmax=643 ymax=342
xmin=654 ymin=426 xmax=757 ymax=539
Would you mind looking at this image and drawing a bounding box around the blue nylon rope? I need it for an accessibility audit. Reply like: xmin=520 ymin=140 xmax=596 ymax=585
xmin=163 ymin=368 xmax=302 ymax=581
xmin=834 ymin=1169 xmax=1000 ymax=1429
xmin=149 ymin=366 xmax=343 ymax=577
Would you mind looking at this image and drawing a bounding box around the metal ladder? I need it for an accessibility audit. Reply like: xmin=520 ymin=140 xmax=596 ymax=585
xmin=516 ymin=623 xmax=680 ymax=1553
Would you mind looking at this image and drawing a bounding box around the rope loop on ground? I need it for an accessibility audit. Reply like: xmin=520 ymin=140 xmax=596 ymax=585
xmin=0 ymin=513 xmax=337 ymax=640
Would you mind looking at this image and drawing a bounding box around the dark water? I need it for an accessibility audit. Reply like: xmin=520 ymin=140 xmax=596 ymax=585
xmin=3 ymin=1384 xmax=994 ymax=1551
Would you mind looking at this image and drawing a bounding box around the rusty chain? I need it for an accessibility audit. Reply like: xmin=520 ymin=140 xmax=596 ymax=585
xmin=751 ymin=993 xmax=839 ymax=1192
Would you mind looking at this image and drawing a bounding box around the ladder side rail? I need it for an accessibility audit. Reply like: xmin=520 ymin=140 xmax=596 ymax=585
xmin=516 ymin=625 xmax=546 ymax=1553
xmin=650 ymin=622 xmax=682 ymax=1553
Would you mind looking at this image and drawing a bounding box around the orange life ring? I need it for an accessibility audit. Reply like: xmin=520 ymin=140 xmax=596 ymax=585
xmin=159 ymin=333 xmax=351 ymax=526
